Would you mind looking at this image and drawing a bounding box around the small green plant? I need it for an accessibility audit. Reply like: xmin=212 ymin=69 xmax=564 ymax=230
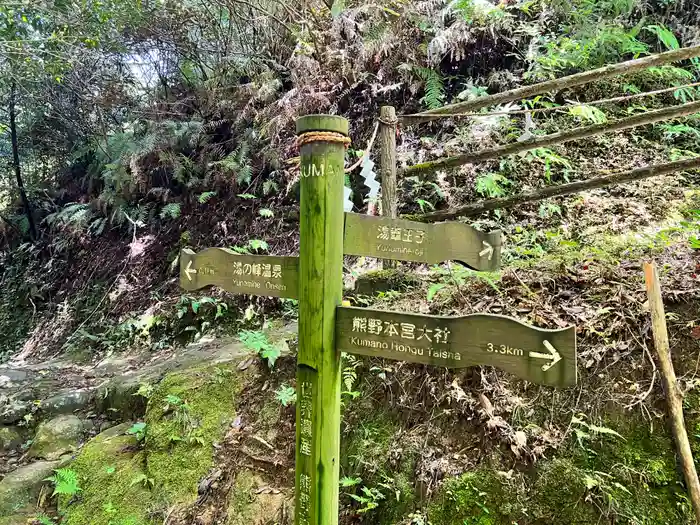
xmin=239 ymin=329 xmax=281 ymax=368
xmin=475 ymin=173 xmax=511 ymax=198
xmin=160 ymin=202 xmax=182 ymax=220
xmin=44 ymin=468 xmax=81 ymax=497
xmin=104 ymin=465 xmax=116 ymax=474
xmin=342 ymin=353 xmax=361 ymax=400
xmin=130 ymin=473 xmax=155 ymax=489
xmin=275 ymin=384 xmax=297 ymax=406
xmin=569 ymin=104 xmax=607 ymax=124
xmin=126 ymin=422 xmax=147 ymax=442
xmin=340 ymin=476 xmax=362 ymax=488
xmin=412 ymin=66 xmax=445 ymax=109
xmin=248 ymin=239 xmax=269 ymax=252
xmin=34 ymin=515 xmax=56 ymax=525
xmin=572 ymin=414 xmax=624 ymax=449
xmin=133 ymin=382 xmax=154 ymax=399
xmin=198 ymin=191 xmax=217 ymax=204
xmin=345 ymin=476 xmax=397 ymax=514
xmin=258 ymin=208 xmax=274 ymax=218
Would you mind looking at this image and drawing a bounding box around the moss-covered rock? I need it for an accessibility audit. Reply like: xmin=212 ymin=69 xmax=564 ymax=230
xmin=28 ymin=415 xmax=84 ymax=460
xmin=427 ymin=469 xmax=526 ymax=525
xmin=226 ymin=470 xmax=291 ymax=524
xmin=0 ymin=459 xmax=64 ymax=517
xmin=353 ymin=269 xmax=419 ymax=296
xmin=58 ymin=422 xmax=155 ymax=525
xmin=0 ymin=425 xmax=24 ymax=451
xmin=145 ymin=363 xmax=242 ymax=505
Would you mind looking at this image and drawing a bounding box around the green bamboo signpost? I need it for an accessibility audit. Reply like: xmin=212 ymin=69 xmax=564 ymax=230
xmin=179 ymin=114 xmax=578 ymax=525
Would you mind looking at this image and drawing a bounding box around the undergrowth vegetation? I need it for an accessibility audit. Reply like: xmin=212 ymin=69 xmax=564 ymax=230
xmin=1 ymin=0 xmax=700 ymax=523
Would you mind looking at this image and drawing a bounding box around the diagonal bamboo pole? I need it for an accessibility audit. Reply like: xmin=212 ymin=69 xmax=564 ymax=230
xmin=402 ymin=100 xmax=700 ymax=177
xmin=644 ymin=262 xmax=700 ymax=523
xmin=403 ymin=45 xmax=700 ymax=123
xmin=413 ymin=157 xmax=700 ymax=222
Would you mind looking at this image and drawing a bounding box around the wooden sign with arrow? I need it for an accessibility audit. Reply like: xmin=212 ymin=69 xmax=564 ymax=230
xmin=336 ymin=306 xmax=576 ymax=387
xmin=179 ymin=248 xmax=299 ymax=299
xmin=343 ymin=213 xmax=502 ymax=271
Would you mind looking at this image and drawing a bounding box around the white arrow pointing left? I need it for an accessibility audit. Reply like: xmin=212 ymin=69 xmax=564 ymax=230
xmin=529 ymin=340 xmax=562 ymax=372
xmin=185 ymin=260 xmax=198 ymax=281
xmin=479 ymin=240 xmax=494 ymax=261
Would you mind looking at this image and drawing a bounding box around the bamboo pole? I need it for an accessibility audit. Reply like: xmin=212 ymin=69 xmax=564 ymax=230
xmin=413 ymin=157 xmax=700 ymax=222
xmin=402 ymin=45 xmax=700 ymax=123
xmin=403 ymin=100 xmax=700 ymax=177
xmin=295 ymin=115 xmax=347 ymax=525
xmin=644 ymin=262 xmax=700 ymax=523
xmin=379 ymin=106 xmax=398 ymax=268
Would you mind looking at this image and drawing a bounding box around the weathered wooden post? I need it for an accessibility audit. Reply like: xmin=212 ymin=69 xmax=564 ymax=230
xmin=379 ymin=106 xmax=398 ymax=220
xmin=295 ymin=115 xmax=348 ymax=525
xmin=379 ymin=106 xmax=397 ymax=268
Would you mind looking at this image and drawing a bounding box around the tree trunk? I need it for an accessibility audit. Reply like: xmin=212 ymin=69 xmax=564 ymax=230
xmin=9 ymin=81 xmax=37 ymax=241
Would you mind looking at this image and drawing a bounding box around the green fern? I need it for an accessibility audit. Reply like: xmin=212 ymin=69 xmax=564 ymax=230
xmin=160 ymin=203 xmax=182 ymax=220
xmin=262 ymin=180 xmax=279 ymax=196
xmin=44 ymin=468 xmax=81 ymax=497
xmin=475 ymin=173 xmax=511 ymax=198
xmin=413 ymin=67 xmax=445 ymax=110
xmin=258 ymin=208 xmax=274 ymax=218
xmin=198 ymin=191 xmax=217 ymax=204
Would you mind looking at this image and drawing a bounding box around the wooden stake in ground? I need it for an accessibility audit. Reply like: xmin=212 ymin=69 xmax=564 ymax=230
xmin=379 ymin=106 xmax=398 ymax=268
xmin=644 ymin=262 xmax=700 ymax=523
xmin=295 ymin=115 xmax=347 ymax=525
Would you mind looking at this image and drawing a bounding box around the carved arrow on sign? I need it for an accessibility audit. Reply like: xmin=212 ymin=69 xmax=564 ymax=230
xmin=184 ymin=260 xmax=198 ymax=281
xmin=336 ymin=306 xmax=576 ymax=387
xmin=530 ymin=341 xmax=562 ymax=372
xmin=479 ymin=241 xmax=494 ymax=261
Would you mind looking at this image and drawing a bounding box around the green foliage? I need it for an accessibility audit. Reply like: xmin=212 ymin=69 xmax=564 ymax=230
xmin=248 ymin=239 xmax=268 ymax=252
xmin=44 ymin=468 xmax=82 ymax=497
xmin=239 ymin=330 xmax=281 ymax=368
xmin=129 ymin=473 xmax=154 ymax=489
xmin=211 ymin=140 xmax=254 ymax=185
xmin=197 ymin=191 xmax=217 ymax=204
xmin=126 ymin=422 xmax=147 ymax=442
xmin=572 ymin=413 xmax=624 ymax=449
xmin=412 ymin=67 xmax=446 ymax=110
xmin=262 ymin=180 xmax=279 ymax=195
xmin=274 ymin=384 xmax=297 ymax=406
xmin=34 ymin=515 xmax=56 ymax=525
xmin=568 ymin=104 xmax=607 ymax=124
xmin=159 ymin=202 xmax=182 ymax=220
xmin=475 ymin=173 xmax=511 ymax=198
xmin=525 ymin=148 xmax=572 ymax=183
xmin=645 ymin=24 xmax=679 ymax=51
xmin=342 ymin=353 xmax=361 ymax=400
xmin=258 ymin=208 xmax=274 ymax=218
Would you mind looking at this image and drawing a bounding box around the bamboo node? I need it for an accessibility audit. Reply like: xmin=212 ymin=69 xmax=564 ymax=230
xmin=296 ymin=131 xmax=351 ymax=149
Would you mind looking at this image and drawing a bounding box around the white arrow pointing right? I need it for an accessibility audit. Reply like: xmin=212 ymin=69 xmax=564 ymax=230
xmin=479 ymin=240 xmax=494 ymax=261
xmin=529 ymin=340 xmax=562 ymax=372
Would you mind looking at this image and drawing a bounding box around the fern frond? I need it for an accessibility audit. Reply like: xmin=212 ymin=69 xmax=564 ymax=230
xmin=160 ymin=203 xmax=182 ymax=220
xmin=413 ymin=67 xmax=446 ymax=110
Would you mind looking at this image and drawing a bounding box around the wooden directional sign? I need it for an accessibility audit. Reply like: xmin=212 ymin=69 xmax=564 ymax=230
xmin=343 ymin=213 xmax=502 ymax=271
xmin=179 ymin=248 xmax=299 ymax=299
xmin=336 ymin=306 xmax=576 ymax=387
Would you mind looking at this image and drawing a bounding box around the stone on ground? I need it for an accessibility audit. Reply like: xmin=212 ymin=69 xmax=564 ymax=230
xmin=28 ymin=415 xmax=84 ymax=460
xmin=0 ymin=458 xmax=64 ymax=516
